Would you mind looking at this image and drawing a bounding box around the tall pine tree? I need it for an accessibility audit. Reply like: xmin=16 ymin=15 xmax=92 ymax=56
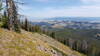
xmin=24 ymin=18 xmax=29 ymax=31
xmin=6 ymin=0 xmax=20 ymax=32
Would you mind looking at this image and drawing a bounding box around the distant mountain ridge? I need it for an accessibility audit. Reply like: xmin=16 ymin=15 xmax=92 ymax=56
xmin=44 ymin=17 xmax=100 ymax=22
xmin=31 ymin=17 xmax=100 ymax=30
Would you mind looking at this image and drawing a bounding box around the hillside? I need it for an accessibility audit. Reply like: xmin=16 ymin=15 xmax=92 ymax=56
xmin=55 ymin=28 xmax=100 ymax=52
xmin=0 ymin=28 xmax=85 ymax=56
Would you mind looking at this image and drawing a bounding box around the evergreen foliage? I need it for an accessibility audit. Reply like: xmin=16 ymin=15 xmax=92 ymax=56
xmin=1 ymin=11 xmax=8 ymax=28
xmin=24 ymin=18 xmax=29 ymax=31
xmin=0 ymin=0 xmax=3 ymax=11
xmin=50 ymin=32 xmax=55 ymax=38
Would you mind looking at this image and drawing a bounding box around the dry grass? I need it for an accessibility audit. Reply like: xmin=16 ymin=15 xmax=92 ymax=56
xmin=0 ymin=28 xmax=86 ymax=56
xmin=0 ymin=28 xmax=51 ymax=56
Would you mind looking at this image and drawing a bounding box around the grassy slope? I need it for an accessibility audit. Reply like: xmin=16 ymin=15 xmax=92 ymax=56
xmin=0 ymin=28 xmax=85 ymax=56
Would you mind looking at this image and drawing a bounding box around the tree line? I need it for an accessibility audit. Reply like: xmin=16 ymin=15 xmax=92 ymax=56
xmin=48 ymin=32 xmax=100 ymax=56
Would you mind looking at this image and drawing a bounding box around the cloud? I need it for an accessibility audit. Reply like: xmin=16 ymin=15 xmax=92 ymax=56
xmin=81 ymin=0 xmax=100 ymax=4
xmin=82 ymin=0 xmax=100 ymax=2
xmin=18 ymin=0 xmax=100 ymax=19
xmin=34 ymin=0 xmax=49 ymax=2
xmin=21 ymin=5 xmax=100 ymax=18
xmin=33 ymin=0 xmax=68 ymax=3
xmin=34 ymin=0 xmax=100 ymax=3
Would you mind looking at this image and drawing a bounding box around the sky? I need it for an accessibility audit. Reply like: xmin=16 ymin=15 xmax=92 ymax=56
xmin=18 ymin=0 xmax=100 ymax=19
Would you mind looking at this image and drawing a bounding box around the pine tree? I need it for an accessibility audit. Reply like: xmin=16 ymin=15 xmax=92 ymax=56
xmin=73 ymin=40 xmax=78 ymax=51
xmin=34 ymin=25 xmax=41 ymax=32
xmin=6 ymin=0 xmax=20 ymax=32
xmin=68 ymin=38 xmax=74 ymax=49
xmin=0 ymin=0 xmax=3 ymax=11
xmin=82 ymin=40 xmax=88 ymax=54
xmin=50 ymin=32 xmax=55 ymax=38
xmin=0 ymin=0 xmax=3 ymax=21
xmin=63 ymin=39 xmax=66 ymax=45
xmin=1 ymin=10 xmax=8 ymax=28
xmin=24 ymin=18 xmax=29 ymax=31
xmin=20 ymin=20 xmax=24 ymax=29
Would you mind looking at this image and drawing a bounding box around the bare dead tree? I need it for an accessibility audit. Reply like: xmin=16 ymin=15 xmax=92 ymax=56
xmin=5 ymin=0 xmax=20 ymax=32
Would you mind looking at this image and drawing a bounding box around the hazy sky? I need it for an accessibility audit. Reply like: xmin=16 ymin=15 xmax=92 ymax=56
xmin=19 ymin=0 xmax=100 ymax=18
